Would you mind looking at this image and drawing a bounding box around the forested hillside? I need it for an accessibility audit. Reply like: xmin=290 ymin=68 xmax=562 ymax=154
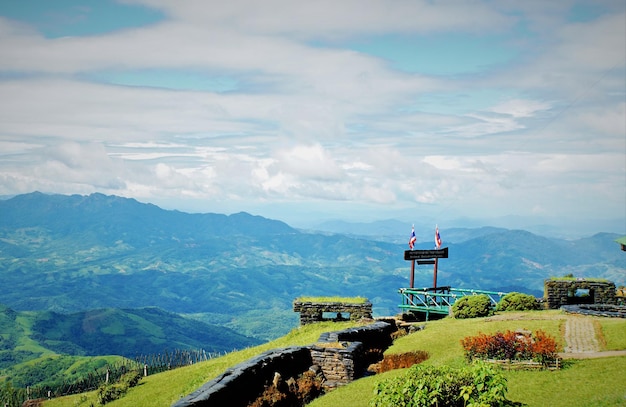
xmin=0 ymin=192 xmax=623 ymax=345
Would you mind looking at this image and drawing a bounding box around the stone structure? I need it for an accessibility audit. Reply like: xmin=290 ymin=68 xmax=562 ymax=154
xmin=293 ymin=299 xmax=373 ymax=325
xmin=172 ymin=321 xmax=395 ymax=407
xmin=561 ymin=304 xmax=626 ymax=318
xmin=544 ymin=278 xmax=616 ymax=309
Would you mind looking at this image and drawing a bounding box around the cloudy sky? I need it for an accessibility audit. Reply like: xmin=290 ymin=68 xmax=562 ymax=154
xmin=0 ymin=1 xmax=624 ymax=233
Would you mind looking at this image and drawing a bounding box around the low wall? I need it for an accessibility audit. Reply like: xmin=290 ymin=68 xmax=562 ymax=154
xmin=561 ymin=304 xmax=626 ymax=318
xmin=172 ymin=321 xmax=394 ymax=407
xmin=293 ymin=300 xmax=373 ymax=325
xmin=172 ymin=347 xmax=312 ymax=407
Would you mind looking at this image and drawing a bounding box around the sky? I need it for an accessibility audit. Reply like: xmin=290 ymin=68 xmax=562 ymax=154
xmin=0 ymin=0 xmax=625 ymax=234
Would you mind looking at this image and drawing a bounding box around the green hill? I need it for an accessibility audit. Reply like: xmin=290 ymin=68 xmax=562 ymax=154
xmin=41 ymin=311 xmax=626 ymax=407
xmin=0 ymin=304 xmax=259 ymax=389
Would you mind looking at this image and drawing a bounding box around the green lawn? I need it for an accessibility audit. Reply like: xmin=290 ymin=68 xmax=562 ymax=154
xmin=309 ymin=311 xmax=626 ymax=407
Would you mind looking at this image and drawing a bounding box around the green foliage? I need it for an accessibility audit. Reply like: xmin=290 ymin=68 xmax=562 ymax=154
xmin=548 ymin=275 xmax=608 ymax=283
xmin=496 ymin=292 xmax=539 ymax=311
xmin=452 ymin=295 xmax=494 ymax=319
xmin=97 ymin=370 xmax=142 ymax=405
xmin=0 ymin=381 xmax=27 ymax=407
xmin=370 ymin=361 xmax=513 ymax=407
xmin=0 ymin=303 xmax=260 ymax=374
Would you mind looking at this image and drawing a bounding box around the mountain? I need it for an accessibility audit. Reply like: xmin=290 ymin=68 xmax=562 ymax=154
xmin=0 ymin=303 xmax=259 ymax=366
xmin=0 ymin=192 xmax=624 ymax=344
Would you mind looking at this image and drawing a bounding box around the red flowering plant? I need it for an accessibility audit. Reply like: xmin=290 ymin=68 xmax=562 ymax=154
xmin=461 ymin=330 xmax=558 ymax=366
xmin=530 ymin=330 xmax=559 ymax=365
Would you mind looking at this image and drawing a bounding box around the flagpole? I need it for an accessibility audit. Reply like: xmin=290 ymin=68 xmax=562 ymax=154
xmin=433 ymin=225 xmax=440 ymax=289
xmin=433 ymin=258 xmax=438 ymax=289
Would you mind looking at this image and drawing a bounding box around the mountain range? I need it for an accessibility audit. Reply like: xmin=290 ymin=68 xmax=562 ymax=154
xmin=1 ymin=192 xmax=624 ymax=350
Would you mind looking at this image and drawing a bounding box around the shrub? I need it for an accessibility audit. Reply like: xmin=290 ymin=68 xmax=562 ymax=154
xmin=461 ymin=330 xmax=558 ymax=366
xmin=97 ymin=370 xmax=142 ymax=405
xmin=374 ymin=351 xmax=429 ymax=373
xmin=496 ymin=292 xmax=539 ymax=311
xmin=452 ymin=294 xmax=494 ymax=319
xmin=370 ymin=361 xmax=513 ymax=407
xmin=530 ymin=330 xmax=559 ymax=365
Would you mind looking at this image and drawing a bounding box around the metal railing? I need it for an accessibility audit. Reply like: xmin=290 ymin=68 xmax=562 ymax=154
xmin=398 ymin=286 xmax=509 ymax=319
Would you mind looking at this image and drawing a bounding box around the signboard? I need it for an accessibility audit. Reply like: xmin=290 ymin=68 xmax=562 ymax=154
xmin=404 ymin=247 xmax=448 ymax=261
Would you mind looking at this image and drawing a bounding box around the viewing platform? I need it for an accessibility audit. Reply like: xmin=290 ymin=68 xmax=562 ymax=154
xmin=398 ymin=286 xmax=509 ymax=320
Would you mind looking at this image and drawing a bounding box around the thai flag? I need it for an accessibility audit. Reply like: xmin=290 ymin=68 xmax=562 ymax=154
xmin=408 ymin=226 xmax=417 ymax=249
xmin=435 ymin=225 xmax=442 ymax=249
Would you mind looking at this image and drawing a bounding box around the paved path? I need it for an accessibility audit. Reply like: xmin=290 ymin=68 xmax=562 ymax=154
xmin=559 ymin=315 xmax=626 ymax=359
xmin=563 ymin=316 xmax=599 ymax=353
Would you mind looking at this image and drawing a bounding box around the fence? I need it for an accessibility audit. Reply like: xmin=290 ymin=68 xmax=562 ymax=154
xmin=399 ymin=286 xmax=509 ymax=320
xmin=2 ymin=349 xmax=223 ymax=407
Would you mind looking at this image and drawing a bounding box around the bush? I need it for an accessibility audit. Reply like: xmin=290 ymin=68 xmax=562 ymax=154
xmin=452 ymin=295 xmax=493 ymax=319
xmin=374 ymin=351 xmax=429 ymax=373
xmin=461 ymin=330 xmax=558 ymax=366
xmin=370 ymin=361 xmax=513 ymax=407
xmin=97 ymin=370 xmax=142 ymax=405
xmin=496 ymin=292 xmax=539 ymax=311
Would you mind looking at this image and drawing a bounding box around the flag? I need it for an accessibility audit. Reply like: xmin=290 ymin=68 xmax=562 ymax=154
xmin=435 ymin=225 xmax=442 ymax=249
xmin=408 ymin=226 xmax=416 ymax=249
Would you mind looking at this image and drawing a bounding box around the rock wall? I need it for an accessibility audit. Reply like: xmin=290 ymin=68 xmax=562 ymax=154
xmin=172 ymin=347 xmax=311 ymax=407
xmin=293 ymin=300 xmax=373 ymax=325
xmin=172 ymin=321 xmax=394 ymax=407
xmin=544 ymin=279 xmax=616 ymax=309
xmin=312 ymin=321 xmax=396 ymax=389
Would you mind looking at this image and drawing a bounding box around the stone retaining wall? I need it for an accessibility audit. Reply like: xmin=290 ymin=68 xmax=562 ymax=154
xmin=561 ymin=304 xmax=626 ymax=318
xmin=293 ymin=300 xmax=373 ymax=325
xmin=172 ymin=321 xmax=394 ymax=407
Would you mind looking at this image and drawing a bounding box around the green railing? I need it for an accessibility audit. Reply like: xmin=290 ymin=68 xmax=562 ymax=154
xmin=398 ymin=286 xmax=509 ymax=320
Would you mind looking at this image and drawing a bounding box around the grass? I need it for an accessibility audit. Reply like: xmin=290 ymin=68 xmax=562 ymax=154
xmin=43 ymin=311 xmax=626 ymax=407
xmin=309 ymin=311 xmax=626 ymax=407
xmin=13 ymin=313 xmax=56 ymax=356
xmin=295 ymin=296 xmax=368 ymax=304
xmin=547 ymin=276 xmax=609 ymax=283
xmin=597 ymin=317 xmax=626 ymax=350
xmin=43 ymin=321 xmax=359 ymax=407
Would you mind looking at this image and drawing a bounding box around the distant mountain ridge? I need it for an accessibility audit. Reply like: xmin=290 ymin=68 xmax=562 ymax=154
xmin=0 ymin=191 xmax=295 ymax=242
xmin=0 ymin=192 xmax=624 ymax=347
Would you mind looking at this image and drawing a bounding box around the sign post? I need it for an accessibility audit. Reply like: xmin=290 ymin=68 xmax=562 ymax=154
xmin=404 ymin=247 xmax=448 ymax=289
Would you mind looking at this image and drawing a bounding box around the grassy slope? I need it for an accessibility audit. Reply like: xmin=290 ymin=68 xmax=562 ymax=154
xmin=43 ymin=312 xmax=626 ymax=407
xmin=43 ymin=321 xmax=358 ymax=407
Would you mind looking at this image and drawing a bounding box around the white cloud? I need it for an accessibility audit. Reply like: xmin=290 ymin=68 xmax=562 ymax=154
xmin=489 ymin=99 xmax=552 ymax=118
xmin=0 ymin=1 xmax=624 ymax=231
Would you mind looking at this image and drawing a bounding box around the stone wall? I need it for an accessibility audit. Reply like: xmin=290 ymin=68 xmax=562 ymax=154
xmin=172 ymin=321 xmax=394 ymax=407
xmin=313 ymin=321 xmax=396 ymax=389
xmin=544 ymin=279 xmax=616 ymax=309
xmin=172 ymin=347 xmax=312 ymax=407
xmin=293 ymin=300 xmax=373 ymax=325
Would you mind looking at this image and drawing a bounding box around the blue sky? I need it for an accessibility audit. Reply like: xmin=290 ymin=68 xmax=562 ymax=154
xmin=0 ymin=0 xmax=624 ymax=235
